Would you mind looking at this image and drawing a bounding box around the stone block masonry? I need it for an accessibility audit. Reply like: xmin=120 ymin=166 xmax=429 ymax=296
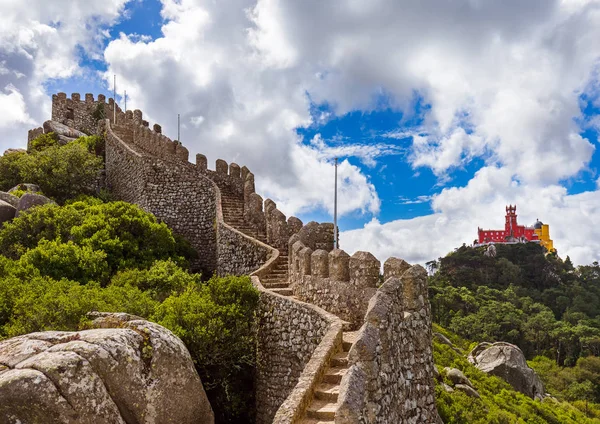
xmin=336 ymin=263 xmax=441 ymax=424
xmin=289 ymin=222 xmax=379 ymax=329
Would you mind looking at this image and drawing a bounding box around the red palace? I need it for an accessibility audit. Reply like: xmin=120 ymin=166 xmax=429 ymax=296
xmin=478 ymin=205 xmax=539 ymax=244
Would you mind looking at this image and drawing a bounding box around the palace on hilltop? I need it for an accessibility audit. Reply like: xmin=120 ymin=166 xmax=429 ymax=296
xmin=477 ymin=205 xmax=555 ymax=252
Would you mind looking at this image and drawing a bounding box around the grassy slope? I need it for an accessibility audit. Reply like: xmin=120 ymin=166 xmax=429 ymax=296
xmin=433 ymin=324 xmax=600 ymax=423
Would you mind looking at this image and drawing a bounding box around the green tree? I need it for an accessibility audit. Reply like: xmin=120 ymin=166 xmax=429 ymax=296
xmin=18 ymin=142 xmax=103 ymax=203
xmin=154 ymin=275 xmax=259 ymax=424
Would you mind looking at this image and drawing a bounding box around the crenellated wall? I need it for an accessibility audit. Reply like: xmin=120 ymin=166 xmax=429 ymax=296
xmin=288 ymin=222 xmax=378 ymax=329
xmin=104 ymin=120 xmax=218 ymax=274
xmin=336 ymin=263 xmax=441 ymax=424
xmin=52 ymin=92 xmax=126 ymax=135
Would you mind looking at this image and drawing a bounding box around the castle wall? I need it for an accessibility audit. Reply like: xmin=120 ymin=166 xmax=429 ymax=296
xmin=53 ymin=93 xmax=126 ymax=135
xmin=336 ymin=264 xmax=440 ymax=424
xmin=253 ymin=274 xmax=344 ymax=424
xmin=104 ymin=120 xmax=218 ymax=274
xmin=217 ymin=223 xmax=271 ymax=276
xmin=289 ymin=223 xmax=376 ymax=329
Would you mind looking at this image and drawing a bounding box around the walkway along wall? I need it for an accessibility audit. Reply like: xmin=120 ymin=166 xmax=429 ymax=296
xmin=251 ymin=251 xmax=345 ymax=424
xmin=103 ymin=117 xmax=272 ymax=276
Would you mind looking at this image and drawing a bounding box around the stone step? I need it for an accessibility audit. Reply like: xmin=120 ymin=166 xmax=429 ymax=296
xmin=298 ymin=419 xmax=334 ymax=424
xmin=262 ymin=282 xmax=289 ymax=289
xmin=330 ymin=352 xmax=349 ymax=368
xmin=306 ymin=400 xmax=336 ymax=421
xmin=342 ymin=331 xmax=358 ymax=352
xmin=314 ymin=383 xmax=339 ymax=402
xmin=322 ymin=367 xmax=347 ymax=385
xmin=270 ymin=287 xmax=293 ymax=296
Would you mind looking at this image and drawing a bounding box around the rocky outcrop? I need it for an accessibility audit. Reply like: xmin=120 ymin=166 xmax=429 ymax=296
xmin=443 ymin=367 xmax=480 ymax=398
xmin=0 ymin=200 xmax=16 ymax=224
xmin=0 ymin=191 xmax=20 ymax=208
xmin=468 ymin=342 xmax=544 ymax=400
xmin=0 ymin=312 xmax=214 ymax=424
xmin=15 ymin=193 xmax=53 ymax=216
xmin=43 ymin=120 xmax=87 ymax=143
xmin=9 ymin=183 xmax=41 ymax=194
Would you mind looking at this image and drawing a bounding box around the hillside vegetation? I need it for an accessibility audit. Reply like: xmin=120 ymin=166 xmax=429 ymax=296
xmin=0 ymin=134 xmax=258 ymax=423
xmin=433 ymin=324 xmax=600 ymax=423
xmin=429 ymin=243 xmax=600 ymax=420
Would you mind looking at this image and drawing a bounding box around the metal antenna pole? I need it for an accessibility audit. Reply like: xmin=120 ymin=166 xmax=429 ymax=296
xmin=113 ymin=75 xmax=116 ymax=124
xmin=334 ymin=158 xmax=338 ymax=249
xmin=178 ymin=114 xmax=180 ymax=142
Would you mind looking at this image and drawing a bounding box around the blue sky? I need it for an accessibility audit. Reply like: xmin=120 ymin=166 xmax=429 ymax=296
xmin=2 ymin=0 xmax=600 ymax=265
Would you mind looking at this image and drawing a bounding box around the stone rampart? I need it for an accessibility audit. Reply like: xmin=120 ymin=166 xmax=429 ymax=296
xmin=289 ymin=223 xmax=378 ymax=329
xmin=52 ymin=92 xmax=126 ymax=135
xmin=105 ymin=117 xmax=278 ymax=277
xmin=336 ymin=263 xmax=440 ymax=424
xmin=252 ymin=268 xmax=344 ymax=424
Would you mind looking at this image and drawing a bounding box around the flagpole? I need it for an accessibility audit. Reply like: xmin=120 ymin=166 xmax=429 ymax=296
xmin=113 ymin=75 xmax=116 ymax=124
xmin=334 ymin=157 xmax=338 ymax=249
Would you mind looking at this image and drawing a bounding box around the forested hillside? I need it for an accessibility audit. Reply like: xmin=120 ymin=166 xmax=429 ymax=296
xmin=429 ymin=243 xmax=600 ymax=419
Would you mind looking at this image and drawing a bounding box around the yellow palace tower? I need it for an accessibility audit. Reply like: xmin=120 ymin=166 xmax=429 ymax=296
xmin=533 ymin=219 xmax=555 ymax=252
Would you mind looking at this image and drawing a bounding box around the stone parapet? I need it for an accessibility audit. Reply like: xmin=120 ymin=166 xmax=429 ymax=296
xmin=336 ymin=265 xmax=441 ymax=424
xmin=289 ymin=224 xmax=382 ymax=328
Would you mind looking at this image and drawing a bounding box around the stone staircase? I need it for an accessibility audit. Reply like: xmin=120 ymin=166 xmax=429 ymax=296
xmin=299 ymin=331 xmax=357 ymax=424
xmin=260 ymin=253 xmax=292 ymax=297
xmin=217 ymin=181 xmax=355 ymax=422
xmin=220 ymin=188 xmax=267 ymax=244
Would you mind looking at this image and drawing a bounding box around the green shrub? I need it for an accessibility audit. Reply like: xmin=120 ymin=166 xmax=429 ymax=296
xmin=18 ymin=142 xmax=103 ymax=203
xmin=0 ymin=133 xmax=104 ymax=203
xmin=0 ymin=150 xmax=27 ymax=191
xmin=19 ymin=239 xmax=110 ymax=284
xmin=0 ymin=200 xmax=189 ymax=276
xmin=154 ymin=275 xmax=259 ymax=423
xmin=111 ymin=259 xmax=199 ymax=301
xmin=28 ymin=132 xmax=59 ymax=152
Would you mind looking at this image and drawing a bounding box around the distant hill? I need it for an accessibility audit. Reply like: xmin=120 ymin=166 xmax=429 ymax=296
xmin=428 ymin=243 xmax=600 ymax=417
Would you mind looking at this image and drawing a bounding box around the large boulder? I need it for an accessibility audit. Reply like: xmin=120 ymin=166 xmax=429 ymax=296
xmin=0 ymin=312 xmax=214 ymax=424
xmin=0 ymin=200 xmax=16 ymax=224
xmin=15 ymin=193 xmax=54 ymax=216
xmin=0 ymin=191 xmax=20 ymax=208
xmin=468 ymin=342 xmax=544 ymax=400
xmin=9 ymin=183 xmax=41 ymax=194
xmin=43 ymin=120 xmax=87 ymax=143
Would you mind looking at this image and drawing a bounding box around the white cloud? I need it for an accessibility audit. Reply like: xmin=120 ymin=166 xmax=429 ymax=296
xmin=0 ymin=0 xmax=131 ymax=148
xmin=341 ymin=166 xmax=600 ymax=266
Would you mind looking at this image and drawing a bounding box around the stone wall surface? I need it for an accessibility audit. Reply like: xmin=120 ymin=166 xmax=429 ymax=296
xmin=105 ymin=121 xmax=218 ymax=274
xmin=217 ymin=223 xmax=271 ymax=276
xmin=253 ymin=275 xmax=344 ymax=424
xmin=336 ymin=264 xmax=441 ymax=424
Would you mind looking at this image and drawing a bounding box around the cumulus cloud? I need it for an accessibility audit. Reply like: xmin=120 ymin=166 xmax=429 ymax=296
xmin=102 ymin=0 xmax=382 ymax=218
xmin=342 ymin=167 xmax=600 ymax=266
xmin=0 ymin=0 xmax=131 ymax=149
